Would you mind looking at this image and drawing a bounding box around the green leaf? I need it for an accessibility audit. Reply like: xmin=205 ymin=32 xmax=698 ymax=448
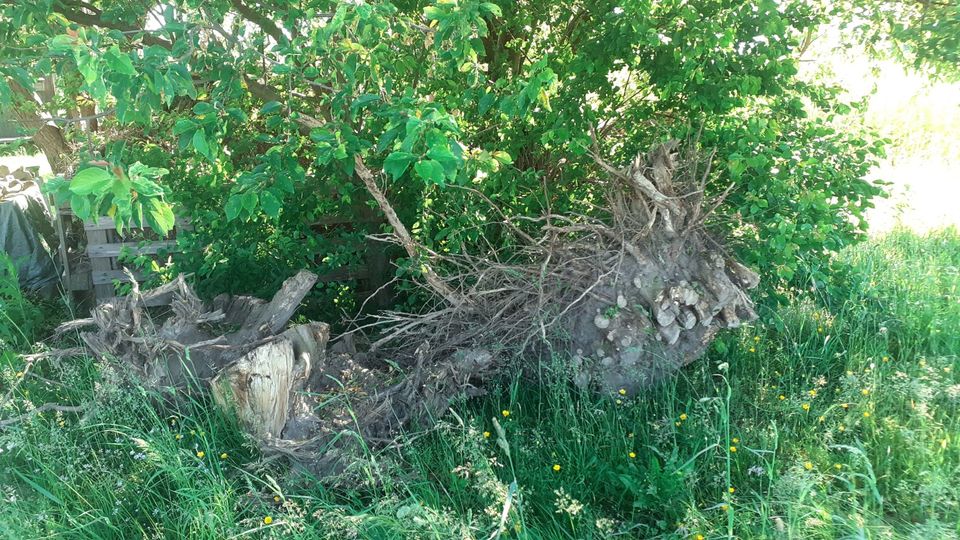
xmin=69 ymin=167 xmax=114 ymax=196
xmin=260 ymin=190 xmax=282 ymax=218
xmin=76 ymin=50 xmax=99 ymax=86
xmin=478 ymin=92 xmax=496 ymax=115
xmin=241 ymin=191 xmax=258 ymax=213
xmin=49 ymin=34 xmax=77 ymax=54
xmin=426 ymin=145 xmax=459 ymax=177
xmin=105 ymin=45 xmax=136 ymax=76
xmin=383 ymin=151 xmax=417 ymax=180
xmin=173 ymin=119 xmax=196 ymax=136
xmin=145 ymin=197 xmax=175 ymax=234
xmin=70 ymin=194 xmax=91 ymax=220
xmin=225 ymin=195 xmax=242 ymax=221
xmin=492 ymin=150 xmax=513 ymax=165
xmin=192 ymin=130 xmax=212 ymax=160
xmin=192 ymin=102 xmax=215 ymax=116
xmin=260 ymin=101 xmax=282 ymax=115
xmin=12 ymin=470 xmax=62 ymax=506
xmin=479 ymin=2 xmax=503 ymax=17
xmin=414 ymin=159 xmax=445 ymax=185
xmin=131 ymin=176 xmax=164 ymax=197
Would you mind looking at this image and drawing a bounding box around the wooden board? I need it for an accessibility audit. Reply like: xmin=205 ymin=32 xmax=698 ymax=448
xmin=86 ymin=240 xmax=178 ymax=258
xmin=83 ymin=216 xmax=192 ymax=231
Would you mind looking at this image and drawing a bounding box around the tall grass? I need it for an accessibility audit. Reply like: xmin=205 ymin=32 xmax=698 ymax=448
xmin=1 ymin=228 xmax=958 ymax=539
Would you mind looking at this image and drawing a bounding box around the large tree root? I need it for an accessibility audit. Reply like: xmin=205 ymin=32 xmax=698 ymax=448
xmin=52 ymin=142 xmax=757 ymax=475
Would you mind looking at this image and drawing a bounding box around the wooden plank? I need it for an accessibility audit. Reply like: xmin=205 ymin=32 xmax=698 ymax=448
xmin=87 ymin=240 xmax=178 ymax=258
xmin=91 ymin=269 xmax=147 ymax=286
xmin=83 ymin=216 xmax=192 ymax=231
xmin=86 ymin=229 xmax=115 ymax=300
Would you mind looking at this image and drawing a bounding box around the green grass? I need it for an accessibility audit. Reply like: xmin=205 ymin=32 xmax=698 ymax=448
xmin=1 ymin=228 xmax=958 ymax=539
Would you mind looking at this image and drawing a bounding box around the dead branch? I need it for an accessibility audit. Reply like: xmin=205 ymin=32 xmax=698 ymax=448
xmin=0 ymin=403 xmax=85 ymax=429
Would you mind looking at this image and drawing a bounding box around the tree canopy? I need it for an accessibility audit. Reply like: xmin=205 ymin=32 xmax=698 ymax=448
xmin=3 ymin=1 xmax=950 ymax=309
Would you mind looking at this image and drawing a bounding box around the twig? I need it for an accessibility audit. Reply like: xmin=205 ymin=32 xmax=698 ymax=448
xmin=354 ymin=155 xmax=465 ymax=308
xmin=0 ymin=403 xmax=85 ymax=429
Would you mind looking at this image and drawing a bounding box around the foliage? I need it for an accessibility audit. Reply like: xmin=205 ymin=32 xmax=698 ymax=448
xmin=43 ymin=161 xmax=176 ymax=234
xmin=0 ymin=252 xmax=42 ymax=351
xmin=0 ymin=0 xmax=887 ymax=307
xmin=832 ymin=0 xmax=960 ymax=80
xmin=2 ymin=228 xmax=958 ymax=537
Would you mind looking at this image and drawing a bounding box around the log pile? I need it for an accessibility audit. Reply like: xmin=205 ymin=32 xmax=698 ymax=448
xmin=51 ymin=141 xmax=759 ymax=473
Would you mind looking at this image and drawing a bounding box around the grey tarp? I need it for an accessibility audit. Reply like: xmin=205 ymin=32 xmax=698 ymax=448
xmin=0 ymin=168 xmax=59 ymax=290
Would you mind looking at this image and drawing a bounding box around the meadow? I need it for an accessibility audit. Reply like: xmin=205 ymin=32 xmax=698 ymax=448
xmin=1 ymin=227 xmax=957 ymax=539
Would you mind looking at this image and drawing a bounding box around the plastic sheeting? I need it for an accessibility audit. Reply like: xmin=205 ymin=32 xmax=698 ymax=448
xmin=0 ymin=167 xmax=59 ymax=290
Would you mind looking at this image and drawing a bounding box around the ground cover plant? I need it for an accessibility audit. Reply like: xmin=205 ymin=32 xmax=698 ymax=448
xmin=2 ymin=229 xmax=957 ymax=538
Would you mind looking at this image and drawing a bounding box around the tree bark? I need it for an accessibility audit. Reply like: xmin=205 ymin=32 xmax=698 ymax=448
xmin=8 ymin=81 xmax=72 ymax=175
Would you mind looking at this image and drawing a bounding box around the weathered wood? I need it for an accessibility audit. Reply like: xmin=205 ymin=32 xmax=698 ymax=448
xmin=212 ymin=338 xmax=296 ymax=438
xmin=86 ymin=229 xmax=115 ymax=300
xmin=91 ymin=269 xmax=146 ymax=285
xmin=82 ymin=216 xmax=192 ymax=231
xmin=86 ymin=240 xmax=177 ymax=258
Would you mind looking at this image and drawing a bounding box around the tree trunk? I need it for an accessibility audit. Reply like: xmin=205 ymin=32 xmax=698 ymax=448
xmin=8 ymin=81 xmax=72 ymax=175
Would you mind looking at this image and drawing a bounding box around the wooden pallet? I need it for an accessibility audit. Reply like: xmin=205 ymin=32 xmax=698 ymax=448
xmin=72 ymin=214 xmax=184 ymax=301
xmin=61 ymin=209 xmax=394 ymax=309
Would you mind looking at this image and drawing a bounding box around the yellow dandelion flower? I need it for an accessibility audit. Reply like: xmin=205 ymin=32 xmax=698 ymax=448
xmin=808 ymin=389 xmax=817 ymax=397
xmin=728 ymin=487 xmax=735 ymax=494
xmin=274 ymin=495 xmax=281 ymax=502
xmin=840 ymin=403 xmax=849 ymax=409
xmin=720 ymin=504 xmax=729 ymax=511
xmin=220 ymin=452 xmax=228 ymax=460
xmin=778 ymin=395 xmax=786 ymax=401
xmin=15 ymin=371 xmax=23 ymax=378
xmin=616 ymin=399 xmax=623 ymax=405
xmin=695 ymin=535 xmax=705 ymax=540
xmin=861 ymin=388 xmax=870 ymax=396
xmin=834 ymin=463 xmax=842 ymax=470
xmin=730 ymin=446 xmax=737 ymax=452
xmin=802 ymin=403 xmax=810 ymax=411
xmin=754 ymin=336 xmax=760 ymax=342
xmin=817 ymin=326 xmax=823 ymax=333
xmin=263 ymin=516 xmax=273 ymax=525
xmin=804 ymin=461 xmax=813 ymax=470
xmin=838 ymin=424 xmax=846 ymax=432
xmin=863 ymin=411 xmax=871 ymax=418
xmin=196 ymin=451 xmax=205 ymax=458
xmin=882 ymin=356 xmax=889 ymax=362
xmin=552 ymin=464 xmax=561 ymax=472
xmin=628 ymin=452 xmax=636 ymax=459
xmin=749 ymin=347 xmax=756 ymax=353
xmin=618 ymin=388 xmax=626 ymax=395
xmin=501 ymin=410 xmax=510 ymax=417
xmin=483 ymin=431 xmax=491 ymax=438
xmin=175 ymin=434 xmax=183 ymax=440
xmin=679 ymin=413 xmax=688 ymax=421
xmin=732 ymin=437 xmax=740 ymax=444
